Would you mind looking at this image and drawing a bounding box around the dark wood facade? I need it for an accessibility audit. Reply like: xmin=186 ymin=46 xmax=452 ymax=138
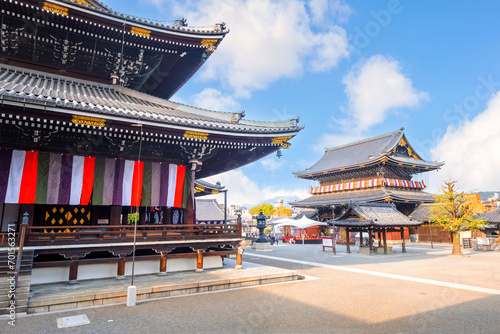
xmin=0 ymin=0 xmax=303 ymax=282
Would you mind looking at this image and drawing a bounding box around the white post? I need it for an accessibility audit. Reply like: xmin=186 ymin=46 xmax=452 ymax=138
xmin=127 ymin=285 xmax=136 ymax=307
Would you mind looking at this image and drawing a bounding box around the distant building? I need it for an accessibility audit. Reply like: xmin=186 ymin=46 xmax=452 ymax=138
xmin=290 ymin=128 xmax=444 ymax=244
xmin=196 ymin=198 xmax=236 ymax=224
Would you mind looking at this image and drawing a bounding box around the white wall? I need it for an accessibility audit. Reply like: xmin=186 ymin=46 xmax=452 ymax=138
xmin=31 ymin=256 xmax=223 ymax=285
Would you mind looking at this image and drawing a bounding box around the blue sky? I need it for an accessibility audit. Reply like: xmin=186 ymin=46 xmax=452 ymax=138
xmin=107 ymin=0 xmax=500 ymax=207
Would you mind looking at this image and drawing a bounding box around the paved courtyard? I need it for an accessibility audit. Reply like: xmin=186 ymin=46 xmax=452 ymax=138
xmin=1 ymin=243 xmax=499 ymax=333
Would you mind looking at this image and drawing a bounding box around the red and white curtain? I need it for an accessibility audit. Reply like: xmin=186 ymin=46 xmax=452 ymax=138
xmin=0 ymin=149 xmax=191 ymax=208
xmin=310 ymin=178 xmax=426 ymax=195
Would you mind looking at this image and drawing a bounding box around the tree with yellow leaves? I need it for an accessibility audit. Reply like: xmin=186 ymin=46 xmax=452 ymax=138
xmin=275 ymin=205 xmax=292 ymax=217
xmin=249 ymin=203 xmax=274 ymax=217
xmin=429 ymin=180 xmax=485 ymax=255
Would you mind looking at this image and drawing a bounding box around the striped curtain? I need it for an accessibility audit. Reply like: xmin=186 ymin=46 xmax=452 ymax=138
xmin=0 ymin=149 xmax=191 ymax=209
xmin=310 ymin=177 xmax=426 ymax=194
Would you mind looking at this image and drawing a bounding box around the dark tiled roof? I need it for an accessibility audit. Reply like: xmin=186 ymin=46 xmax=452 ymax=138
xmin=294 ymin=129 xmax=443 ymax=177
xmin=478 ymin=207 xmax=500 ymax=223
xmin=0 ymin=67 xmax=302 ymax=134
xmin=58 ymin=0 xmax=228 ymax=36
xmin=290 ymin=188 xmax=435 ymax=207
xmin=295 ymin=209 xmax=318 ymax=220
xmin=195 ymin=199 xmax=236 ymax=222
xmin=334 ymin=202 xmax=420 ymax=227
xmin=195 ymin=180 xmax=225 ymax=191
xmin=409 ymin=203 xmax=436 ymax=221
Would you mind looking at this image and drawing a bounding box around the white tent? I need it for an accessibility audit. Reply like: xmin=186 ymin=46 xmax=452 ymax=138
xmin=273 ymin=216 xmax=327 ymax=244
xmin=273 ymin=216 xmax=327 ymax=230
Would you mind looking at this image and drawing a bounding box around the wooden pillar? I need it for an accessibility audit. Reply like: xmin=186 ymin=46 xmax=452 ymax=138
xmin=196 ymin=250 xmax=204 ymax=272
xmin=159 ymin=253 xmax=167 ymax=275
xmin=346 ymin=228 xmax=351 ymax=253
xmin=185 ymin=191 xmax=195 ymax=228
xmin=401 ymin=228 xmax=406 ymax=253
xmin=116 ymin=257 xmax=126 ymax=279
xmin=383 ymin=229 xmax=388 ymax=254
xmin=378 ymin=232 xmax=382 ymax=247
xmin=369 ymin=229 xmax=374 ymax=255
xmin=236 ymin=248 xmax=243 ymax=269
xmin=110 ymin=206 xmax=122 ymax=232
xmin=69 ymin=260 xmax=79 ymax=284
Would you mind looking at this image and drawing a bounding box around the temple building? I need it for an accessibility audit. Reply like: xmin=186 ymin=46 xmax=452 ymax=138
xmin=0 ymin=0 xmax=303 ymax=296
xmin=290 ymin=128 xmax=444 ymax=244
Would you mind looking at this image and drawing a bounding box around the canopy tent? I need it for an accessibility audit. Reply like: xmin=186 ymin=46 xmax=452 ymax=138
xmin=273 ymin=216 xmax=327 ymax=231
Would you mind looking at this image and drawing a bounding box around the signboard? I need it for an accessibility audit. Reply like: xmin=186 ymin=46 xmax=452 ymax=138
xmin=322 ymin=238 xmax=333 ymax=247
xmin=477 ymin=237 xmax=490 ymax=245
xmin=322 ymin=236 xmax=336 ymax=254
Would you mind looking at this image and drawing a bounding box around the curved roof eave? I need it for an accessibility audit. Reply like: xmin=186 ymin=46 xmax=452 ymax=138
xmin=0 ymin=66 xmax=303 ymax=136
xmin=293 ymin=129 xmax=443 ymax=178
xmin=55 ymin=0 xmax=229 ymax=38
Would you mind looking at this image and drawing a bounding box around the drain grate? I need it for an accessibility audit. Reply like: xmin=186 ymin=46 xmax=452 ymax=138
xmin=56 ymin=314 xmax=90 ymax=328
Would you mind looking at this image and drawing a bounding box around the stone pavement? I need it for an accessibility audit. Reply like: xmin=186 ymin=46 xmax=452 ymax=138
xmin=1 ymin=242 xmax=499 ymax=333
xmin=16 ymin=258 xmax=299 ymax=315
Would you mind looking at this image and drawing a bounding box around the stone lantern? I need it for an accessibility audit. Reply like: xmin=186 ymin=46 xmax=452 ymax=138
xmin=251 ymin=211 xmax=273 ymax=252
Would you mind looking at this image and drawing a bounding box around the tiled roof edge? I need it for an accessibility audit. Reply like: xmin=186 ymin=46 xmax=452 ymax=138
xmin=324 ymin=129 xmax=402 ymax=153
xmin=57 ymin=0 xmax=229 ymax=35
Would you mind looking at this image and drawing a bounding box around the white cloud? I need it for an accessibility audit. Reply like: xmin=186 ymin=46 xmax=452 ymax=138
xmin=342 ymin=55 xmax=429 ymax=132
xmin=431 ymin=91 xmax=500 ymax=192
xmin=309 ymin=0 xmax=353 ymax=25
xmin=261 ymin=158 xmax=286 ymax=171
xmin=202 ymin=170 xmax=309 ymax=207
xmin=191 ymin=88 xmax=241 ymax=111
xmin=148 ymin=0 xmax=350 ymax=98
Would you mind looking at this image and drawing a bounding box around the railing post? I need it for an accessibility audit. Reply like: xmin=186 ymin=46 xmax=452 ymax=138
xmin=237 ymin=221 xmax=242 ymax=238
xmin=13 ymin=212 xmax=29 ymax=303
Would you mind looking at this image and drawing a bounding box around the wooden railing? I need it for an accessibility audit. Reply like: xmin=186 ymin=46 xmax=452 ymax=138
xmin=24 ymin=223 xmax=242 ymax=246
xmin=0 ymin=232 xmax=12 ymax=247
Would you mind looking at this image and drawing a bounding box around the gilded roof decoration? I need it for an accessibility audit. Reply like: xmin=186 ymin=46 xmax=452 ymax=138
xmin=201 ymin=39 xmax=218 ymax=53
xmin=271 ymin=136 xmax=293 ymax=145
xmin=72 ymin=115 xmax=106 ymax=127
xmin=184 ymin=131 xmax=209 ymax=140
xmin=130 ymin=26 xmax=151 ymax=38
xmin=70 ymin=0 xmax=93 ymax=7
xmin=43 ymin=2 xmax=69 ymax=16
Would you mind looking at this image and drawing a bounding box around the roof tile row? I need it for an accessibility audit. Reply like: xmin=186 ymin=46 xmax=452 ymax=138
xmin=0 ymin=67 xmax=302 ymax=134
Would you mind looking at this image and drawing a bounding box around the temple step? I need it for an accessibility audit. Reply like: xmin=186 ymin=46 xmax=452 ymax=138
xmin=0 ymin=250 xmax=34 ymax=317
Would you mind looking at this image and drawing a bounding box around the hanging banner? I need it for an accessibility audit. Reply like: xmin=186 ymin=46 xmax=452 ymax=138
xmin=0 ymin=149 xmax=191 ymax=208
xmin=310 ymin=178 xmax=426 ymax=195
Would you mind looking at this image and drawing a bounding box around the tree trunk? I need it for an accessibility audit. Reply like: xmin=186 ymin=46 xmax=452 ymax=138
xmin=451 ymin=231 xmax=462 ymax=255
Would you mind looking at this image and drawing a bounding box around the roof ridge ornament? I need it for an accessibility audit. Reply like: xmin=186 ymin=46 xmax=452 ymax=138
xmin=174 ymin=18 xmax=188 ymax=27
